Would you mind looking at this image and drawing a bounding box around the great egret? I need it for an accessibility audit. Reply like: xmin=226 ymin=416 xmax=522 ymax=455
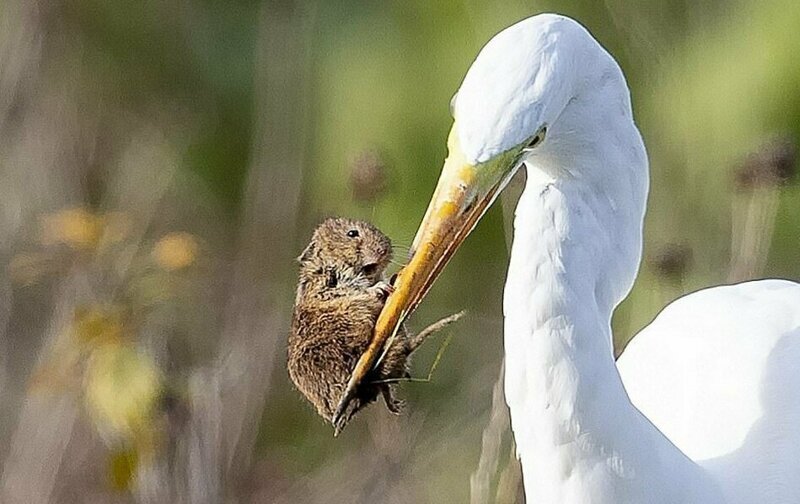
xmin=334 ymin=13 xmax=800 ymax=503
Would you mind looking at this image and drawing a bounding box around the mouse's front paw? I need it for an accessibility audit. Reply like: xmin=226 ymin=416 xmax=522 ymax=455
xmin=368 ymin=281 xmax=394 ymax=301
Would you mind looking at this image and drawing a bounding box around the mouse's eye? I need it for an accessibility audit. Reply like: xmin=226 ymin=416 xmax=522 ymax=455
xmin=361 ymin=263 xmax=378 ymax=276
xmin=326 ymin=270 xmax=338 ymax=288
xmin=347 ymin=229 xmax=359 ymax=238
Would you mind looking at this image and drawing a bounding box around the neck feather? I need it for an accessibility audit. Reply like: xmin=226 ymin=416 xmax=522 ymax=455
xmin=503 ymin=160 xmax=723 ymax=503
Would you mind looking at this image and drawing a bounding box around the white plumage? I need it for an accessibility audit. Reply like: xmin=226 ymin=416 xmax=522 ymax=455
xmin=451 ymin=13 xmax=800 ymax=503
xmin=619 ymin=280 xmax=800 ymax=504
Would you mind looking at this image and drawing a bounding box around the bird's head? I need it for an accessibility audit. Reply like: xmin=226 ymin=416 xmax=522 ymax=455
xmin=333 ymin=14 xmax=627 ymax=430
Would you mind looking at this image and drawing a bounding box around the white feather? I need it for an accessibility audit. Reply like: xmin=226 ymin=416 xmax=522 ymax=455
xmin=619 ymin=280 xmax=800 ymax=504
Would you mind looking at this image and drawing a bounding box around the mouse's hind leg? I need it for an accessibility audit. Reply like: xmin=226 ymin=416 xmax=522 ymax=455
xmin=380 ymin=384 xmax=405 ymax=414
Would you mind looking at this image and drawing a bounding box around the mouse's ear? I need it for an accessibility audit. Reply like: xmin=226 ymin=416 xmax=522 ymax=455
xmin=297 ymin=242 xmax=316 ymax=263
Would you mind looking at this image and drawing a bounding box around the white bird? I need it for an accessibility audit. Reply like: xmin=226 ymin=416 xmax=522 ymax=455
xmin=333 ymin=13 xmax=800 ymax=503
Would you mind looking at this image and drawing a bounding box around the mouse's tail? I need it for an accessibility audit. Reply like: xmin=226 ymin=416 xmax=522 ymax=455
xmin=407 ymin=311 xmax=465 ymax=353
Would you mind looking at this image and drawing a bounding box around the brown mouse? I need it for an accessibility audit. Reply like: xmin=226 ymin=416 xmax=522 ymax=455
xmin=288 ymin=218 xmax=436 ymax=430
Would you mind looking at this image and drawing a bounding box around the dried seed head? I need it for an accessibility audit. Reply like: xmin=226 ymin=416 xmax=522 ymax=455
xmin=349 ymin=149 xmax=388 ymax=203
xmin=650 ymin=243 xmax=693 ymax=281
xmin=735 ymin=137 xmax=797 ymax=190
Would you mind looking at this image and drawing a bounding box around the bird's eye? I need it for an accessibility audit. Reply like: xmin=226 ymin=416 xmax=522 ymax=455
xmin=326 ymin=270 xmax=338 ymax=288
xmin=347 ymin=229 xmax=359 ymax=238
xmin=524 ymin=126 xmax=548 ymax=151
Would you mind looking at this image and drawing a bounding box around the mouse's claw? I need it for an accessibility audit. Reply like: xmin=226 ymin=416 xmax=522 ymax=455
xmin=369 ymin=281 xmax=395 ymax=301
xmin=382 ymin=388 xmax=405 ymax=415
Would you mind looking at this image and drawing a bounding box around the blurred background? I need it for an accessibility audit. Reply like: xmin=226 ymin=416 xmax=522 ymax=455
xmin=1 ymin=0 xmax=798 ymax=502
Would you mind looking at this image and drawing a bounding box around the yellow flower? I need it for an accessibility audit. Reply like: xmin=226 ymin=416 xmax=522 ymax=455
xmin=152 ymin=232 xmax=198 ymax=271
xmin=108 ymin=447 xmax=139 ymax=491
xmin=78 ymin=313 xmax=163 ymax=492
xmin=41 ymin=208 xmax=104 ymax=250
xmin=73 ymin=305 xmax=124 ymax=346
xmin=83 ymin=342 xmax=162 ymax=445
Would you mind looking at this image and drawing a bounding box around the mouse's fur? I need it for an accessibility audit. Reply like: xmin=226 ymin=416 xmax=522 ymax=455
xmin=288 ymin=218 xmax=414 ymax=429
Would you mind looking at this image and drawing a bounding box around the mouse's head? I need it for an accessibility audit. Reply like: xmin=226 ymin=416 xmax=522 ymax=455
xmin=298 ymin=218 xmax=393 ymax=288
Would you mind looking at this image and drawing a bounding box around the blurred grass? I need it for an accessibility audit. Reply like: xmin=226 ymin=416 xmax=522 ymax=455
xmin=1 ymin=0 xmax=798 ymax=502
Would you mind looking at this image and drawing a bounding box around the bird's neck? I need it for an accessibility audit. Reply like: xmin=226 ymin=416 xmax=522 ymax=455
xmin=503 ymin=165 xmax=722 ymax=503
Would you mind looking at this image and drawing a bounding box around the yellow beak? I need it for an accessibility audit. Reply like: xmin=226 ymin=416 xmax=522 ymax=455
xmin=332 ymin=123 xmax=522 ymax=430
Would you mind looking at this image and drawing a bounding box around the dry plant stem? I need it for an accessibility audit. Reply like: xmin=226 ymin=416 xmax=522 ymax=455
xmin=751 ymin=189 xmax=780 ymax=275
xmin=0 ymin=274 xmax=88 ymax=504
xmin=470 ymin=359 xmax=509 ymax=504
xmin=0 ymin=0 xmax=44 ymax=133
xmin=214 ymin=0 xmax=314 ymax=490
xmin=356 ymin=414 xmax=418 ymax=503
xmin=495 ymin=448 xmax=524 ymax=504
xmin=0 ymin=279 xmax=10 ymax=426
xmin=0 ymin=2 xmax=102 ymax=496
xmin=729 ymin=188 xmax=780 ymax=282
xmin=184 ymin=370 xmax=223 ymax=504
